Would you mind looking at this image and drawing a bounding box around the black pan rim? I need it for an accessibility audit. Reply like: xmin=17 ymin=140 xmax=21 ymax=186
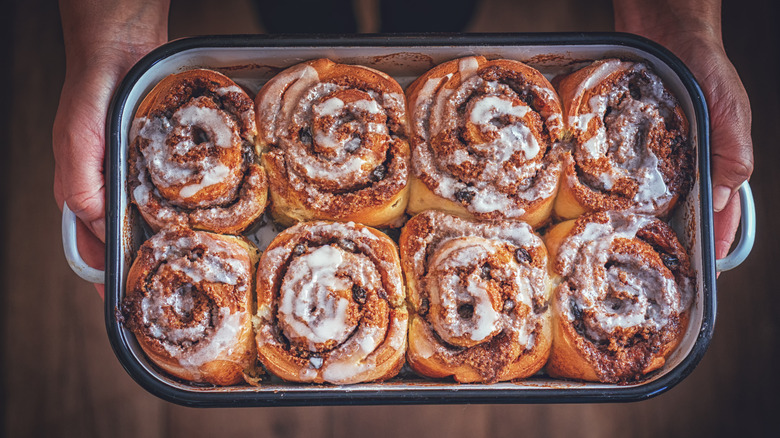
xmin=105 ymin=32 xmax=715 ymax=407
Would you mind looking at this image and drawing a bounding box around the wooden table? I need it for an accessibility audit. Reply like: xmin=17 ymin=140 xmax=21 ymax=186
xmin=2 ymin=0 xmax=777 ymax=436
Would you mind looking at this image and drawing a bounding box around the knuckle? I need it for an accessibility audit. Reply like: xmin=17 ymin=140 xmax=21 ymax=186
xmin=66 ymin=188 xmax=105 ymax=220
xmin=713 ymin=150 xmax=754 ymax=185
xmin=728 ymin=154 xmax=755 ymax=182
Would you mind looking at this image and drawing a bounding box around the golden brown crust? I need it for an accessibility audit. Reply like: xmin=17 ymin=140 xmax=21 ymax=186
xmin=129 ymin=69 xmax=268 ymax=234
xmin=543 ymin=211 xmax=694 ymax=383
xmin=406 ymin=56 xmax=564 ymax=227
xmin=399 ymin=210 xmax=552 ymax=383
xmin=255 ymin=58 xmax=410 ymax=227
xmin=122 ymin=227 xmax=260 ymax=386
xmin=554 ymin=59 xmax=694 ymax=219
xmin=254 ymin=221 xmax=408 ymax=384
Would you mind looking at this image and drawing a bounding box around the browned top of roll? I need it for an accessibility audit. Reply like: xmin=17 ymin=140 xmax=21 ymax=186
xmin=255 ymin=58 xmax=409 ymax=219
xmin=255 ymin=59 xmax=409 ymax=218
xmin=556 ymin=59 xmax=694 ymax=216
xmin=400 ymin=210 xmax=550 ymax=382
xmin=406 ymin=56 xmax=564 ymax=220
xmin=255 ymin=221 xmax=407 ymax=384
xmin=122 ymin=227 xmax=257 ymax=382
xmin=129 ymin=69 xmax=266 ymax=234
xmin=549 ymin=211 xmax=694 ymax=382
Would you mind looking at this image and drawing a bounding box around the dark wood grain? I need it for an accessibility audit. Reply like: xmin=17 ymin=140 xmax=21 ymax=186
xmin=2 ymin=0 xmax=777 ymax=437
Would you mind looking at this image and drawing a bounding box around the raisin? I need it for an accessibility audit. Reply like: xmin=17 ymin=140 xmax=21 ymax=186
xmin=454 ymin=188 xmax=475 ymax=204
xmin=352 ymin=284 xmax=367 ymax=304
xmin=457 ymin=304 xmax=474 ymax=319
xmin=293 ymin=243 xmax=306 ymax=256
xmin=370 ymin=164 xmax=387 ymax=182
xmin=480 ymin=264 xmax=492 ymax=279
xmin=660 ymin=253 xmax=680 ymax=270
xmin=192 ymin=127 xmax=209 ymax=145
xmin=571 ymin=301 xmax=583 ymax=319
xmin=344 ymin=137 xmax=361 ymax=153
xmin=571 ymin=301 xmax=587 ymax=336
xmin=533 ymin=301 xmax=549 ymax=314
xmin=419 ymin=297 xmax=430 ymax=316
xmin=187 ymin=246 xmax=205 ymax=261
xmin=299 ymin=127 xmax=312 ymax=145
xmin=514 ymin=247 xmax=532 ymax=264
xmin=629 ymin=82 xmax=641 ymax=100
xmin=504 ymin=299 xmax=515 ymax=312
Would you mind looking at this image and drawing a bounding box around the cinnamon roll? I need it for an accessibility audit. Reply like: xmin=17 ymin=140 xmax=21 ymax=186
xmin=254 ymin=221 xmax=408 ymax=384
xmin=129 ymin=69 xmax=268 ymax=234
xmin=399 ymin=211 xmax=552 ymax=383
xmin=543 ymin=211 xmax=694 ymax=383
xmin=255 ymin=58 xmax=410 ymax=228
xmin=406 ymin=56 xmax=564 ymax=228
xmin=554 ymin=59 xmax=694 ymax=219
xmin=122 ymin=227 xmax=260 ymax=386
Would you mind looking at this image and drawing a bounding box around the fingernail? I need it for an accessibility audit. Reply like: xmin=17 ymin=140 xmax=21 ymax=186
xmin=90 ymin=218 xmax=106 ymax=243
xmin=713 ymin=185 xmax=731 ymax=212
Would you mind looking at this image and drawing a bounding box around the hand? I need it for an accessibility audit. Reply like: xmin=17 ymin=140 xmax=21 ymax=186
xmin=53 ymin=51 xmax=136 ymax=298
xmin=666 ymin=37 xmax=752 ymax=262
xmin=53 ymin=0 xmax=169 ymax=297
xmin=613 ymin=0 xmax=754 ymax=263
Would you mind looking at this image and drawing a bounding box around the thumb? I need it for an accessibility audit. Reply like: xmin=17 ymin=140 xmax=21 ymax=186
xmin=710 ymin=132 xmax=753 ymax=212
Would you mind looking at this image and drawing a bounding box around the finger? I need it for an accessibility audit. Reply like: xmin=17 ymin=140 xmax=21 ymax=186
xmin=710 ymin=132 xmax=753 ymax=212
xmin=713 ymin=189 xmax=742 ymax=262
xmin=94 ymin=284 xmax=105 ymax=300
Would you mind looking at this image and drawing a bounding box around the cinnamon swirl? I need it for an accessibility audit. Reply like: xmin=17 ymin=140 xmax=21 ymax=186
xmin=122 ymin=227 xmax=260 ymax=386
xmin=254 ymin=221 xmax=408 ymax=384
xmin=544 ymin=211 xmax=694 ymax=383
xmin=255 ymin=58 xmax=410 ymax=227
xmin=399 ymin=211 xmax=552 ymax=383
xmin=406 ymin=56 xmax=564 ymax=228
xmin=129 ymin=69 xmax=268 ymax=234
xmin=554 ymin=59 xmax=694 ymax=219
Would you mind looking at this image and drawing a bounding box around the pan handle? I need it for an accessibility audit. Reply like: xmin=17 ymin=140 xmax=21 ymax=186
xmin=716 ymin=181 xmax=756 ymax=272
xmin=61 ymin=202 xmax=106 ymax=284
xmin=59 ymin=182 xmax=755 ymax=281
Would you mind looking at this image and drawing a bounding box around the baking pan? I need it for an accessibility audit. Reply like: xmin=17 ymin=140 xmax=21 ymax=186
xmin=62 ymin=33 xmax=756 ymax=406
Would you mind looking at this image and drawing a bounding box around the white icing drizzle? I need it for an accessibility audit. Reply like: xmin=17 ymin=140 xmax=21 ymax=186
xmin=555 ymin=211 xmax=692 ymax=341
xmin=410 ymin=57 xmax=562 ymax=218
xmin=255 ymin=60 xmax=408 ymax=214
xmin=137 ymin=230 xmax=252 ymax=372
xmin=175 ymin=104 xmax=237 ymax=148
xmin=568 ymin=60 xmax=684 ymax=213
xmin=173 ymin=308 xmax=242 ymax=369
xmin=277 ymin=245 xmax=358 ymax=348
xmin=178 ymin=163 xmax=230 ymax=199
xmin=407 ymin=211 xmax=548 ymax=361
xmin=130 ymin=129 xmax=266 ymax=231
xmin=134 ymin=101 xmax=240 ymax=197
xmin=458 ymin=56 xmax=480 ymax=78
xmin=428 ymin=238 xmax=503 ymax=343
xmin=255 ymin=221 xmax=407 ymax=384
xmin=129 ymin=77 xmax=263 ymax=226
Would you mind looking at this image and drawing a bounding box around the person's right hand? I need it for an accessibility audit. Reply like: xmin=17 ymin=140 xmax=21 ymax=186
xmin=53 ymin=0 xmax=169 ymax=298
